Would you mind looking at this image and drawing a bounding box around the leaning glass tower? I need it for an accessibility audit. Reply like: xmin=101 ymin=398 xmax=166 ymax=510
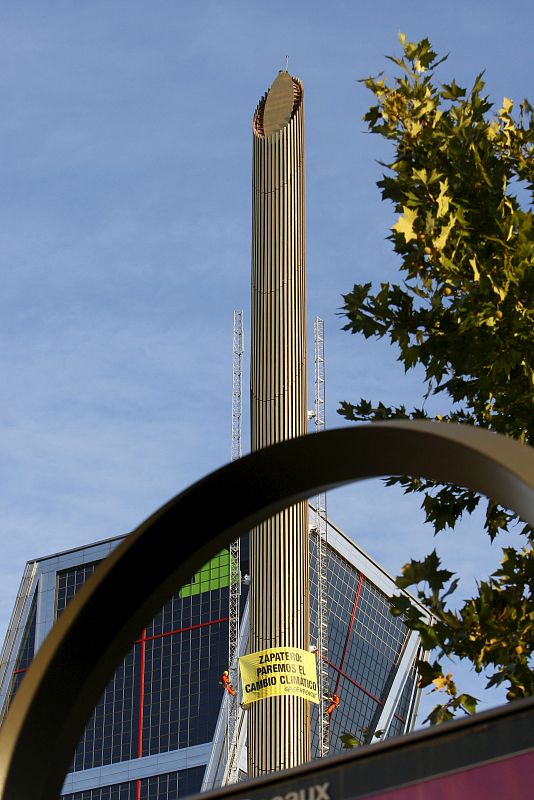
xmin=0 ymin=520 xmax=424 ymax=799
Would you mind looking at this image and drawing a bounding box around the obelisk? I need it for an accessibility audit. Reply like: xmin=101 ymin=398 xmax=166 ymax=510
xmin=249 ymin=70 xmax=310 ymax=775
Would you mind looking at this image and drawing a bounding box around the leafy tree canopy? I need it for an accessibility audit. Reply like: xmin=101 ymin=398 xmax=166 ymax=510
xmin=340 ymin=34 xmax=534 ymax=726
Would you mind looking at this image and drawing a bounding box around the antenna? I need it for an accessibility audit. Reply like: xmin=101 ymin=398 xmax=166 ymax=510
xmin=285 ymin=54 xmax=289 ymax=72
xmin=313 ymin=316 xmax=330 ymax=757
xmin=231 ymin=310 xmax=244 ymax=463
xmin=225 ymin=310 xmax=243 ymax=785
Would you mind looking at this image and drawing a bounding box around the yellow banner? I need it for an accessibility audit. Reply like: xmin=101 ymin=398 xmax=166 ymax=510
xmin=239 ymin=646 xmax=319 ymax=705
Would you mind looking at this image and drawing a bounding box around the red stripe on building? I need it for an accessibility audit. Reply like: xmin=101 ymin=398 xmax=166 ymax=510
xmin=324 ymin=656 xmax=406 ymax=723
xmin=136 ymin=628 xmax=147 ymax=800
xmin=333 ymin=573 xmax=364 ymax=695
xmin=133 ymin=614 xmax=230 ymax=798
xmin=134 ymin=616 xmax=229 ymax=645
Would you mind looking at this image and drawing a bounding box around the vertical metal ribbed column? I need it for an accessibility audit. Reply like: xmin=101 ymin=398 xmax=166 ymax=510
xmin=248 ymin=71 xmax=309 ymax=776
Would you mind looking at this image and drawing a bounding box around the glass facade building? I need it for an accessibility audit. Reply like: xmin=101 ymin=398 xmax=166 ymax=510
xmin=309 ymin=535 xmax=420 ymax=753
xmin=0 ymin=515 xmax=425 ymax=799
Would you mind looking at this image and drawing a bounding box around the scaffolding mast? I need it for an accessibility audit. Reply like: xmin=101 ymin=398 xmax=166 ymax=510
xmin=313 ymin=316 xmax=329 ymax=757
xmin=231 ymin=310 xmax=244 ymax=465
xmin=226 ymin=310 xmax=243 ymax=784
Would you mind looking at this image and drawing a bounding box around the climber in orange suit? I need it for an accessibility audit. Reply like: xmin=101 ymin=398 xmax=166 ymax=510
xmin=326 ymin=692 xmax=340 ymax=716
xmin=219 ymin=670 xmax=236 ymax=696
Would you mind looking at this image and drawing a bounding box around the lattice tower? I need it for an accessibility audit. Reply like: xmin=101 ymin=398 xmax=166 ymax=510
xmin=313 ymin=316 xmax=329 ymax=757
xmin=225 ymin=310 xmax=243 ymax=784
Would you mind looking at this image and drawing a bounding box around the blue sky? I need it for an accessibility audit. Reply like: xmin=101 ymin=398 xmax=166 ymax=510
xmin=1 ymin=1 xmax=532 ymax=723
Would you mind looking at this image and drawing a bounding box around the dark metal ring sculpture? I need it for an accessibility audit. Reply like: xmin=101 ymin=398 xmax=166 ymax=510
xmin=1 ymin=421 xmax=534 ymax=800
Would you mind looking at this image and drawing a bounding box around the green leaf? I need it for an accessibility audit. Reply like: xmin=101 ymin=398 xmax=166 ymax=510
xmin=441 ymin=80 xmax=466 ymax=100
xmin=457 ymin=694 xmax=478 ymax=714
xmin=424 ymin=703 xmax=455 ymax=726
xmin=436 ymin=180 xmax=450 ymax=218
xmin=433 ymin=216 xmax=456 ymax=251
xmin=416 ymin=659 xmax=444 ymax=687
xmin=392 ymin=206 xmax=419 ymax=242
xmin=340 ymin=732 xmax=361 ymax=749
xmin=397 ymin=551 xmax=455 ymax=591
xmin=500 ymin=97 xmax=514 ymax=115
xmin=469 ymin=256 xmax=480 ymax=282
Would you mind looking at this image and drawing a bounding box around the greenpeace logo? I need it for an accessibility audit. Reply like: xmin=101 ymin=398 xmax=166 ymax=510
xmin=243 ymin=782 xmax=331 ymax=800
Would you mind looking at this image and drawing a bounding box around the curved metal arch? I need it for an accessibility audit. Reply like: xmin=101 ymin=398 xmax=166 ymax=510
xmin=1 ymin=421 xmax=533 ymax=800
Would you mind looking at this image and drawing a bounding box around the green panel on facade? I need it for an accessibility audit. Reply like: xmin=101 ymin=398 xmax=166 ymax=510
xmin=179 ymin=549 xmax=233 ymax=598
